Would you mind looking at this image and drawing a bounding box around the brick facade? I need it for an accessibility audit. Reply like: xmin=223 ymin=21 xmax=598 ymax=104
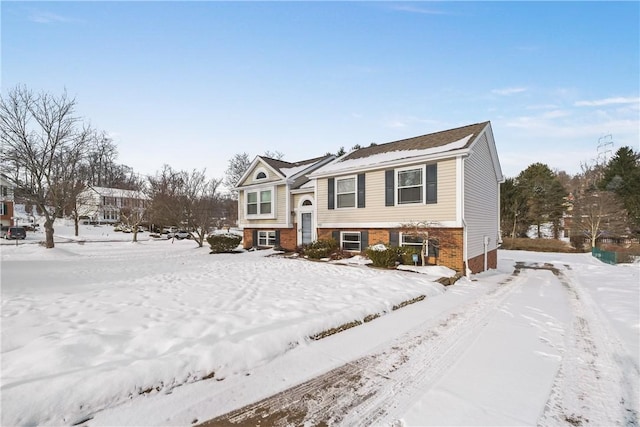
xmin=243 ymin=227 xmax=296 ymax=250
xmin=466 ymin=248 xmax=497 ymax=273
xmin=0 ymin=201 xmax=14 ymax=227
xmin=319 ymin=227 xmax=466 ymax=273
xmin=242 ymin=226 xmax=494 ymax=274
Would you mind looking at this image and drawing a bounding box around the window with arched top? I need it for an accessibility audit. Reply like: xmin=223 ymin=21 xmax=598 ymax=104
xmin=256 ymin=171 xmax=267 ymax=179
xmin=302 ymin=199 xmax=312 ymax=206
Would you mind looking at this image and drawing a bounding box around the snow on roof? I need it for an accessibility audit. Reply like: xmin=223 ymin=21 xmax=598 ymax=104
xmin=316 ymin=134 xmax=474 ymax=175
xmin=310 ymin=121 xmax=489 ymax=176
xmin=261 ymin=155 xmax=333 ymax=179
xmin=89 ymin=186 xmax=150 ymax=199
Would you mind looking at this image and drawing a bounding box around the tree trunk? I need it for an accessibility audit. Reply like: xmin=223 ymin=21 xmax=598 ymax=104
xmin=132 ymin=229 xmax=138 ymax=243
xmin=512 ymin=213 xmax=518 ymax=239
xmin=44 ymin=218 xmax=55 ymax=248
xmin=74 ymin=215 xmax=79 ymax=237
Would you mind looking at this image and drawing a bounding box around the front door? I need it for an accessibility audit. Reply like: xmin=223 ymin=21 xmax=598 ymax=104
xmin=301 ymin=212 xmax=312 ymax=245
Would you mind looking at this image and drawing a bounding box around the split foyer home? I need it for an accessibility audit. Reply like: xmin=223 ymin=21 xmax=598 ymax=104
xmin=236 ymin=121 xmax=504 ymax=273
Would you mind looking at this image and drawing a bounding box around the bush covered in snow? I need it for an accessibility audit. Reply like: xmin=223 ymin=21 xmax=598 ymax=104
xmin=301 ymin=238 xmax=339 ymax=259
xmin=207 ymin=233 xmax=242 ymax=253
xmin=365 ymin=244 xmax=401 ymax=268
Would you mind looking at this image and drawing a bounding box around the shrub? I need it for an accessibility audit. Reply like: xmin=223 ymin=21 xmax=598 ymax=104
xmin=500 ymin=238 xmax=575 ymax=253
xmin=365 ymin=244 xmax=401 ymax=268
xmin=302 ymin=238 xmax=338 ymax=259
xmin=207 ymin=233 xmax=242 ymax=254
xmin=399 ymin=246 xmax=423 ymax=265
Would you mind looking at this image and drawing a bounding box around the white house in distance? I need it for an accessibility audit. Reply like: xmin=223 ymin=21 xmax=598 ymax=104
xmin=78 ymin=186 xmax=149 ymax=224
xmin=0 ymin=173 xmax=15 ymax=227
xmin=236 ymin=121 xmax=503 ymax=273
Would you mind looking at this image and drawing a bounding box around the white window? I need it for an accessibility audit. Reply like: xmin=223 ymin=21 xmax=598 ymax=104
xmin=246 ymin=188 xmax=274 ymax=217
xmin=400 ymin=233 xmax=439 ymax=257
xmin=336 ymin=176 xmax=356 ymax=208
xmin=258 ymin=230 xmax=276 ymax=246
xmin=247 ymin=192 xmax=258 ymax=215
xmin=397 ymin=168 xmax=423 ymax=204
xmin=254 ymin=168 xmax=268 ymax=181
xmin=401 ymin=233 xmax=425 ymax=254
xmin=341 ymin=231 xmax=361 ymax=251
xmin=260 ymin=191 xmax=272 ymax=214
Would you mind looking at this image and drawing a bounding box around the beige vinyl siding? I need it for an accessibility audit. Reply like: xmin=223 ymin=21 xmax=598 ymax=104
xmin=293 ymin=191 xmax=315 ymax=210
xmin=317 ymin=159 xmax=457 ymax=226
xmin=463 ymin=132 xmax=500 ymax=259
xmin=240 ymin=161 xmax=281 ymax=187
xmin=239 ymin=185 xmax=288 ymax=226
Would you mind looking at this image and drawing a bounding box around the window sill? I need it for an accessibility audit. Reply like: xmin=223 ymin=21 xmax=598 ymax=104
xmin=246 ymin=214 xmax=276 ymax=220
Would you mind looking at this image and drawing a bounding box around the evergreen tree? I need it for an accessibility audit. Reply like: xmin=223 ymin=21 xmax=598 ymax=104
xmin=500 ymin=177 xmax=528 ymax=238
xmin=599 ymin=147 xmax=640 ymax=231
xmin=516 ymin=163 xmax=567 ymax=238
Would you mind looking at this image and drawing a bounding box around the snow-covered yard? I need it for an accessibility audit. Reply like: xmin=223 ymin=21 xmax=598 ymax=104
xmin=1 ymin=224 xmax=638 ymax=426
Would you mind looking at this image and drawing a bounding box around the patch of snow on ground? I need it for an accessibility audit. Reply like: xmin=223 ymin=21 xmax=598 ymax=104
xmin=1 ymin=225 xmax=638 ymax=426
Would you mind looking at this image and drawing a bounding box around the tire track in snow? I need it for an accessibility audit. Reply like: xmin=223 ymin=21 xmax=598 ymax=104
xmin=538 ymin=264 xmax=639 ymax=427
xmin=200 ymin=268 xmax=525 ymax=426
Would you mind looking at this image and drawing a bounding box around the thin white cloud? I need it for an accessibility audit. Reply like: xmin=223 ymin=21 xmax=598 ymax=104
xmin=574 ymin=97 xmax=640 ymax=107
xmin=28 ymin=10 xmax=81 ymax=24
xmin=542 ymin=110 xmax=572 ymax=119
xmin=492 ymin=87 xmax=528 ymax=96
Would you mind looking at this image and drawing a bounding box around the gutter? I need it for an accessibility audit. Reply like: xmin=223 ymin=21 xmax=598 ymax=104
xmin=308 ymin=149 xmax=472 ymax=180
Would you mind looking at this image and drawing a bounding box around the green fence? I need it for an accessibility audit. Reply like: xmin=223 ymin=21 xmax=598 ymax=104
xmin=592 ymin=247 xmax=617 ymax=265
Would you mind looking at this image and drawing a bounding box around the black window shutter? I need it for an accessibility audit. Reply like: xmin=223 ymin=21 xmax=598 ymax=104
xmin=389 ymin=231 xmax=399 ymax=247
xmin=426 ymin=164 xmax=437 ymax=204
xmin=357 ymin=173 xmax=365 ymax=208
xmin=360 ymin=231 xmax=368 ymax=250
xmin=275 ymin=230 xmax=280 ymax=246
xmin=328 ymin=178 xmax=335 ymax=210
xmin=385 ymin=170 xmax=394 ymax=206
xmin=332 ymin=230 xmax=340 ymax=243
xmin=252 ymin=230 xmax=258 ymax=247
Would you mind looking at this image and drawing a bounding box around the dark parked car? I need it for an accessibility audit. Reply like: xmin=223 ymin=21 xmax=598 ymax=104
xmin=4 ymin=226 xmax=26 ymax=240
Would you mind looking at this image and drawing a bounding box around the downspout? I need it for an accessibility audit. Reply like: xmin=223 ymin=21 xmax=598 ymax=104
xmin=483 ymin=235 xmax=489 ymax=272
xmin=285 ymin=183 xmax=291 ymax=228
xmin=458 ymin=156 xmax=470 ymax=277
xmin=462 ymin=218 xmax=469 ymax=276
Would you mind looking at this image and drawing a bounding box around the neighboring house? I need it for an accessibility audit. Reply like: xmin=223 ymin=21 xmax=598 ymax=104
xmin=0 ymin=173 xmax=15 ymax=227
xmin=235 ymin=155 xmax=336 ymax=249
xmin=237 ymin=121 xmax=503 ymax=273
xmin=78 ymin=186 xmax=149 ymax=224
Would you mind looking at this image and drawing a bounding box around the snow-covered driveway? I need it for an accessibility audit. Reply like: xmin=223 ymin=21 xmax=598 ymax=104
xmin=1 ymin=232 xmax=638 ymax=426
xmin=200 ymin=260 xmax=639 ymax=426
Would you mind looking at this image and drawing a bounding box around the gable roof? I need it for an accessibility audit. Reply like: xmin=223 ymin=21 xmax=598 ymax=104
xmin=261 ymin=154 xmax=333 ymax=179
xmin=310 ymin=121 xmax=490 ymax=177
xmin=236 ymin=154 xmax=335 ymax=189
xmin=88 ymin=186 xmax=150 ymax=200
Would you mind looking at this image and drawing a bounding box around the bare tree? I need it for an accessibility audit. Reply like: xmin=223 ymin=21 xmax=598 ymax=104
xmin=0 ymin=86 xmax=92 ymax=248
xmin=118 ymin=188 xmax=149 ymax=243
xmin=399 ymin=220 xmax=458 ymax=267
xmin=181 ymin=169 xmax=222 ymax=247
xmin=147 ymin=165 xmax=185 ymax=230
xmin=224 ymin=152 xmax=251 ymax=198
xmin=571 ymin=189 xmax=628 ymax=248
xmin=263 ymin=150 xmax=284 ymax=160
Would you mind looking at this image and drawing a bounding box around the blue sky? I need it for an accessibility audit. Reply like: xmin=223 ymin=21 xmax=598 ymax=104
xmin=2 ymin=1 xmax=639 ymax=182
